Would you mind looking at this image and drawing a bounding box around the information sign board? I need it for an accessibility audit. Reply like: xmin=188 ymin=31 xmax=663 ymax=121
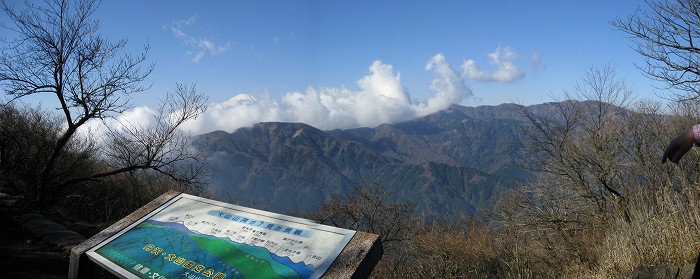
xmin=86 ymin=193 xmax=356 ymax=279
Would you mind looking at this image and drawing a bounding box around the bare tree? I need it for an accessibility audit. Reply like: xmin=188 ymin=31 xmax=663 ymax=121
xmin=613 ymin=0 xmax=700 ymax=100
xmin=58 ymin=84 xmax=207 ymax=192
xmin=497 ymin=66 xmax=665 ymax=276
xmin=0 ymin=0 xmax=206 ymax=206
xmin=518 ymin=65 xmax=634 ymax=215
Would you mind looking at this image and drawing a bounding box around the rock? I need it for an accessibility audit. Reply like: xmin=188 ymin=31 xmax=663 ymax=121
xmin=13 ymin=213 xmax=44 ymax=224
xmin=42 ymin=230 xmax=85 ymax=245
xmin=12 ymin=212 xmax=88 ymax=253
xmin=679 ymin=262 xmax=695 ymax=279
xmin=22 ymin=218 xmax=69 ymax=237
xmin=631 ymin=264 xmax=679 ymax=279
xmin=0 ymin=193 xmax=22 ymax=206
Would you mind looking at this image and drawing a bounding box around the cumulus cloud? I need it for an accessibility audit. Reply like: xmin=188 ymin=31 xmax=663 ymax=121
xmin=170 ymin=15 xmax=231 ymax=63
xmin=419 ymin=54 xmax=470 ymax=115
xmin=461 ymin=46 xmax=525 ymax=83
xmin=178 ymin=54 xmax=472 ymax=134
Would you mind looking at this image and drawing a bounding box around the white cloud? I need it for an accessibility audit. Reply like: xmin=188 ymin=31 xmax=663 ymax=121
xmin=531 ymin=52 xmax=543 ymax=72
xmin=170 ymin=15 xmax=231 ymax=63
xmin=79 ymin=106 xmax=160 ymax=143
xmin=179 ymin=54 xmax=472 ymax=134
xmin=461 ymin=46 xmax=525 ymax=83
xmin=419 ymin=53 xmax=470 ymax=116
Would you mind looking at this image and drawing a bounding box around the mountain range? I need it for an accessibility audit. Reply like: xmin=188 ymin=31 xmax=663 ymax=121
xmin=193 ymin=102 xmax=563 ymax=217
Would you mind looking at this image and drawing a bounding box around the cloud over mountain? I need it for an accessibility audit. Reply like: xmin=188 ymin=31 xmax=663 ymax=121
xmin=85 ymin=49 xmax=527 ymax=136
xmin=179 ymin=53 xmax=472 ymax=134
xmin=461 ymin=46 xmax=525 ymax=83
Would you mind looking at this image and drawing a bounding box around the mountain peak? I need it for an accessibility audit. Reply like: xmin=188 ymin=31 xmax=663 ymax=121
xmin=221 ymin=94 xmax=257 ymax=107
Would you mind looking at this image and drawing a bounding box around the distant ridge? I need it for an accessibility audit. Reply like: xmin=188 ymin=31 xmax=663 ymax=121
xmin=193 ymin=102 xmax=574 ymax=217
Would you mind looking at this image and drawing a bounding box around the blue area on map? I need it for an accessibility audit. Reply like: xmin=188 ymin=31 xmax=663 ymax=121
xmin=99 ymin=220 xmax=238 ymax=278
xmin=270 ymin=254 xmax=314 ymax=278
xmin=96 ymin=219 xmax=316 ymax=279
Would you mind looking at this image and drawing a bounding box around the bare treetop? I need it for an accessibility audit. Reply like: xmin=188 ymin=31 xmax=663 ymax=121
xmin=614 ymin=0 xmax=700 ymax=101
xmin=0 ymin=0 xmax=152 ymax=122
xmin=0 ymin=0 xmax=206 ymax=206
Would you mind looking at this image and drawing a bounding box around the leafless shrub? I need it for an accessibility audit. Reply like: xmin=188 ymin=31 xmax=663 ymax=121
xmin=498 ymin=65 xmax=700 ymax=277
xmin=312 ymin=181 xmax=418 ymax=255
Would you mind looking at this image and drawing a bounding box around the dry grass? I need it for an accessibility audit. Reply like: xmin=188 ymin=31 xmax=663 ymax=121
xmin=364 ymin=183 xmax=700 ymax=278
xmin=591 ymin=184 xmax=700 ymax=278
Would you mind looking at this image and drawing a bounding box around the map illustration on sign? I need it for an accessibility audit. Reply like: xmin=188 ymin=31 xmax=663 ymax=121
xmin=86 ymin=194 xmax=356 ymax=279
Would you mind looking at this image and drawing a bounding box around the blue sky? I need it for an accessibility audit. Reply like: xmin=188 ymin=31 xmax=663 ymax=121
xmin=7 ymin=1 xmax=665 ymax=133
